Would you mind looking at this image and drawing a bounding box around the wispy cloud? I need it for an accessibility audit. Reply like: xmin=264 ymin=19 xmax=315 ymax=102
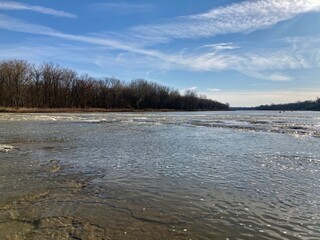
xmin=155 ymin=43 xmax=316 ymax=82
xmin=243 ymin=72 xmax=293 ymax=82
xmin=91 ymin=2 xmax=152 ymax=14
xmin=0 ymin=14 xmax=60 ymax=35
xmin=0 ymin=14 xmax=163 ymax=59
xmin=0 ymin=12 xmax=319 ymax=82
xmin=131 ymin=0 xmax=320 ymax=44
xmin=0 ymin=1 xmax=77 ymax=18
xmin=161 ymin=37 xmax=320 ymax=81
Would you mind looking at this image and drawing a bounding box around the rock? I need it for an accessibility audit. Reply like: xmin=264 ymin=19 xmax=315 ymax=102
xmin=0 ymin=145 xmax=14 ymax=153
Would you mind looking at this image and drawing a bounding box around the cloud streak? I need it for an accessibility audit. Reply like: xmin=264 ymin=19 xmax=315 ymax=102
xmin=91 ymin=2 xmax=152 ymax=14
xmin=131 ymin=0 xmax=320 ymax=44
xmin=0 ymin=14 xmax=167 ymax=60
xmin=0 ymin=1 xmax=77 ymax=18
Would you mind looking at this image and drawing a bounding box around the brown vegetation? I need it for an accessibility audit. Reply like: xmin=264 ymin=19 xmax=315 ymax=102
xmin=0 ymin=59 xmax=229 ymax=111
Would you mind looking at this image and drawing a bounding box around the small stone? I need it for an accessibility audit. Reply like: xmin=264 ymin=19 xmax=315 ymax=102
xmin=0 ymin=145 xmax=14 ymax=153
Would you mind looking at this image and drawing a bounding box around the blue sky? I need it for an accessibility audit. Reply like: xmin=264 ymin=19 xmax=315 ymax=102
xmin=0 ymin=0 xmax=320 ymax=106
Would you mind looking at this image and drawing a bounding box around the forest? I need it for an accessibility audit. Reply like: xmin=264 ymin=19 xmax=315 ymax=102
xmin=234 ymin=99 xmax=320 ymax=111
xmin=253 ymin=99 xmax=320 ymax=111
xmin=0 ymin=59 xmax=229 ymax=111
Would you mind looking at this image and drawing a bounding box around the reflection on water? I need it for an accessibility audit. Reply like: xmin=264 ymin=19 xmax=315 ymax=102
xmin=0 ymin=111 xmax=319 ymax=239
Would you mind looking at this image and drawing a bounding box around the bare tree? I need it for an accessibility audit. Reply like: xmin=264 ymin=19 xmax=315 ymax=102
xmin=0 ymin=59 xmax=32 ymax=108
xmin=0 ymin=59 xmax=230 ymax=111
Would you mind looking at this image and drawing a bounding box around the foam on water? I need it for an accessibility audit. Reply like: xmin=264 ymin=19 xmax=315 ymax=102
xmin=1 ymin=111 xmax=320 ymax=138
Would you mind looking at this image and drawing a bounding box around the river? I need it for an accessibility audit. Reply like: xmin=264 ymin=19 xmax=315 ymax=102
xmin=0 ymin=111 xmax=319 ymax=239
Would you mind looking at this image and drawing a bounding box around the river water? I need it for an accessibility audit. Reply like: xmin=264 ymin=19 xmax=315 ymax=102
xmin=0 ymin=111 xmax=319 ymax=240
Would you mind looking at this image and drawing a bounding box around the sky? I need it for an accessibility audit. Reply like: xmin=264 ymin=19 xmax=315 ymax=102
xmin=0 ymin=0 xmax=320 ymax=107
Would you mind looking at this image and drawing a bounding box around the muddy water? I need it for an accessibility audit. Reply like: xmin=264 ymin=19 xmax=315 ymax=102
xmin=0 ymin=111 xmax=319 ymax=239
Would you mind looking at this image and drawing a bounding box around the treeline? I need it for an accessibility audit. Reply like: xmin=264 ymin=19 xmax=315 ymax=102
xmin=233 ymin=98 xmax=320 ymax=111
xmin=253 ymin=99 xmax=320 ymax=111
xmin=0 ymin=59 xmax=229 ymax=111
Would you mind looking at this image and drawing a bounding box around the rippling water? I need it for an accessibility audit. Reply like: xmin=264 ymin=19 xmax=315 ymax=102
xmin=0 ymin=111 xmax=319 ymax=239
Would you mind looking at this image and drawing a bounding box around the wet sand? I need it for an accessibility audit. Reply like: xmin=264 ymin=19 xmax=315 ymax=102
xmin=0 ymin=155 xmax=196 ymax=240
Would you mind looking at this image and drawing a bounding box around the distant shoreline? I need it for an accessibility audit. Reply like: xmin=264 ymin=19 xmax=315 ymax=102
xmin=0 ymin=108 xmax=226 ymax=113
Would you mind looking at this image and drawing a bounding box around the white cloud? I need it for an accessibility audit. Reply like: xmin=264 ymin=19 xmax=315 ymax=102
xmin=187 ymin=86 xmax=197 ymax=91
xmin=207 ymin=88 xmax=221 ymax=92
xmin=197 ymin=43 xmax=240 ymax=52
xmin=156 ymin=35 xmax=320 ymax=81
xmin=91 ymin=2 xmax=152 ymax=13
xmin=179 ymin=86 xmax=198 ymax=95
xmin=131 ymin=0 xmax=320 ymax=44
xmin=161 ymin=45 xmax=317 ymax=81
xmin=308 ymin=0 xmax=320 ymax=9
xmin=0 ymin=1 xmax=77 ymax=18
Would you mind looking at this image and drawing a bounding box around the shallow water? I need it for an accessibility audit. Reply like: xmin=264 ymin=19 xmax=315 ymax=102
xmin=0 ymin=111 xmax=319 ymax=239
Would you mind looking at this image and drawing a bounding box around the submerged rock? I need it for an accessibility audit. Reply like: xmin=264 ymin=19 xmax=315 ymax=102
xmin=0 ymin=144 xmax=14 ymax=153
